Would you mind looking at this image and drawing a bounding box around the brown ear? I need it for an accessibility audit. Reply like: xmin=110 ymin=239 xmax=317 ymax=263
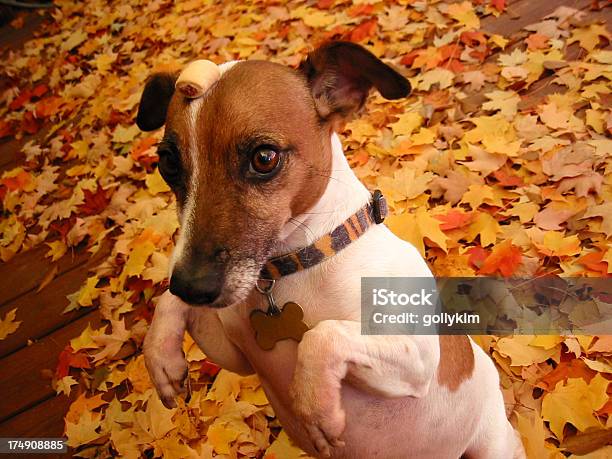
xmin=136 ymin=72 xmax=177 ymax=131
xmin=299 ymin=41 xmax=410 ymax=121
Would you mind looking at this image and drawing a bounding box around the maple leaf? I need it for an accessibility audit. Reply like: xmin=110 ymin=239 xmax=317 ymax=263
xmin=91 ymin=320 xmax=131 ymax=362
xmin=542 ymin=375 xmax=609 ymax=440
xmin=387 ymin=208 xmax=448 ymax=257
xmin=65 ymin=411 xmax=104 ymax=447
xmin=568 ymin=24 xmax=611 ymax=52
xmin=435 ymin=210 xmax=474 ymax=231
xmin=55 ymin=375 xmax=78 ymax=396
xmin=479 ymin=240 xmax=522 ymax=276
xmin=0 ymin=308 xmax=21 ymax=340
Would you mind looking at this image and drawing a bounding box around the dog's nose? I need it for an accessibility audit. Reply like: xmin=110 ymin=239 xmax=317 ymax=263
xmin=169 ymin=264 xmax=223 ymax=305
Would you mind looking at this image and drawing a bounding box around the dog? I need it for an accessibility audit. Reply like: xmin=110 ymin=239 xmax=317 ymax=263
xmin=136 ymin=41 xmax=525 ymax=459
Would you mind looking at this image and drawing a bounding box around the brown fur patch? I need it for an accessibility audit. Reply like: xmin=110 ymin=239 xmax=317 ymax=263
xmin=437 ymin=336 xmax=475 ymax=391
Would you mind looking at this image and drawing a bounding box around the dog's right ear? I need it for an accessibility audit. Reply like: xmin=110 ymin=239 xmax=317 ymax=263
xmin=136 ymin=72 xmax=177 ymax=131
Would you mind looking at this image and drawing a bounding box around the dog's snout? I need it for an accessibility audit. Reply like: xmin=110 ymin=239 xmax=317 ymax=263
xmin=169 ymin=263 xmax=224 ymax=305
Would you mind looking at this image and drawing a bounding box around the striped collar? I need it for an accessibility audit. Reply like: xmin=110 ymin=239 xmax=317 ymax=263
xmin=260 ymin=190 xmax=388 ymax=280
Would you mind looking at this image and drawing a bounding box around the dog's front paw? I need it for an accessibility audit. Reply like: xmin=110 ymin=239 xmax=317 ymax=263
xmin=144 ymin=330 xmax=188 ymax=409
xmin=290 ymin=326 xmax=347 ymax=457
xmin=290 ymin=374 xmax=346 ymax=457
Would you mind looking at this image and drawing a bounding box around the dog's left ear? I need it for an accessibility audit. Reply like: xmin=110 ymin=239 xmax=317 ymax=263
xmin=299 ymin=41 xmax=410 ymax=122
xmin=136 ymin=72 xmax=177 ymax=131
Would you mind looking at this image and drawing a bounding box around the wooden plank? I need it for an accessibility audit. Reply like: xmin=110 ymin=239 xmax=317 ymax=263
xmin=0 ymin=311 xmax=102 ymax=423
xmin=0 ymin=394 xmax=67 ymax=438
xmin=0 ymin=239 xmax=110 ymax=307
xmin=481 ymin=0 xmax=593 ymax=35
xmin=0 ymin=266 xmax=98 ymax=358
xmin=0 ymin=396 xmax=69 ymax=459
xmin=0 ymin=11 xmax=46 ymax=54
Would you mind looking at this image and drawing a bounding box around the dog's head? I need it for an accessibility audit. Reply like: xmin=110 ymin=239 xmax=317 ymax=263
xmin=136 ymin=42 xmax=410 ymax=307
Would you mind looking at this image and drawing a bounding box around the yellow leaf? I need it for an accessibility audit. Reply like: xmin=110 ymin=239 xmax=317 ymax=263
xmin=55 ymin=375 xmax=78 ymax=396
xmin=390 ymin=112 xmax=423 ymax=137
xmin=496 ymin=335 xmax=559 ymax=366
xmin=65 ymin=411 xmax=103 ymax=447
xmin=121 ymin=240 xmax=156 ymax=281
xmin=410 ymin=127 xmax=436 ymax=145
xmin=46 ymin=240 xmax=67 ymax=262
xmin=536 ymin=232 xmax=581 ymax=257
xmin=146 ymin=168 xmax=171 ymax=195
xmin=418 ymin=68 xmax=455 ymax=91
xmin=515 ymin=411 xmax=556 ymax=459
xmin=387 ymin=208 xmax=448 ymax=256
xmin=78 ymin=276 xmax=100 ymax=307
xmin=0 ymin=308 xmax=21 ymax=340
xmin=482 ymin=90 xmax=520 ymax=119
xmin=70 ymin=323 xmax=97 ymax=351
xmin=466 ymin=212 xmax=499 ymax=247
xmin=265 ymin=430 xmax=308 ymax=459
xmin=112 ymin=125 xmax=140 ymax=143
xmin=446 ymin=1 xmax=479 ymax=29
xmin=568 ymin=24 xmax=611 ymax=52
xmin=61 ymin=30 xmax=88 ymax=52
xmin=542 ymin=375 xmax=609 ymax=440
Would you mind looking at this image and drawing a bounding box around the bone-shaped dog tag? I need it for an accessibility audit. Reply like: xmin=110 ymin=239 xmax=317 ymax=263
xmin=250 ymin=302 xmax=309 ymax=351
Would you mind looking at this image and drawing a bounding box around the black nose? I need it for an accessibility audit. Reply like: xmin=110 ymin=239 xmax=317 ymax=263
xmin=169 ymin=264 xmax=224 ymax=305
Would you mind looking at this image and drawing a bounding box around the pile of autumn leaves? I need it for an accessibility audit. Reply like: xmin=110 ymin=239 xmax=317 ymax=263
xmin=0 ymin=0 xmax=611 ymax=457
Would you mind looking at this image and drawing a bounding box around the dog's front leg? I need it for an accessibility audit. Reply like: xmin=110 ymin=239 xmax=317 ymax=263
xmin=144 ymin=291 xmax=254 ymax=408
xmin=144 ymin=291 xmax=191 ymax=408
xmin=289 ymin=320 xmax=439 ymax=457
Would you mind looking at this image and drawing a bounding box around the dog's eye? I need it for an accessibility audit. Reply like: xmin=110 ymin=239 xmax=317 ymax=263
xmin=158 ymin=151 xmax=181 ymax=184
xmin=249 ymin=148 xmax=281 ymax=177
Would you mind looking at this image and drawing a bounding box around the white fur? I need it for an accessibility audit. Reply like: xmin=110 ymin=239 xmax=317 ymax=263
xmin=146 ymin=133 xmax=525 ymax=458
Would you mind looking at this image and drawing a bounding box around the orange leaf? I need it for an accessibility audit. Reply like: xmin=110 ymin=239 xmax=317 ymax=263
xmin=478 ymin=240 xmax=522 ymax=277
xmin=435 ymin=210 xmax=474 ymax=231
xmin=537 ymin=359 xmax=597 ymax=392
xmin=1 ymin=170 xmax=32 ymax=191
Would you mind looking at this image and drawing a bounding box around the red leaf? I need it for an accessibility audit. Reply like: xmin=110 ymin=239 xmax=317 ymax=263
xmin=56 ymin=345 xmax=91 ymax=378
xmin=126 ymin=278 xmax=154 ymax=303
xmin=35 ymin=96 xmax=63 ymax=118
xmin=0 ymin=170 xmax=32 ymax=191
xmin=31 ymin=84 xmax=48 ymax=98
xmin=8 ymin=89 xmax=32 ymax=111
xmin=467 ymin=246 xmax=489 ymax=270
xmin=200 ymin=359 xmax=221 ymax=378
xmin=78 ymin=186 xmax=109 ymax=216
xmin=400 ymin=50 xmax=420 ymax=67
xmin=349 ymin=18 xmax=377 ymax=42
xmin=479 ymin=240 xmax=523 ymax=277
xmin=0 ymin=119 xmax=13 ymax=139
xmin=20 ymin=111 xmax=42 ymax=135
xmin=491 ymin=0 xmax=506 ymax=12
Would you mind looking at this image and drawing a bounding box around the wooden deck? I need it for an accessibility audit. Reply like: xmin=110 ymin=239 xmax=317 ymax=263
xmin=0 ymin=1 xmax=609 ymax=457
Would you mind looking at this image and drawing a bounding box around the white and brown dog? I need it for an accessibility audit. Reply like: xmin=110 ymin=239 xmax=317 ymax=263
xmin=136 ymin=42 xmax=525 ymax=459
